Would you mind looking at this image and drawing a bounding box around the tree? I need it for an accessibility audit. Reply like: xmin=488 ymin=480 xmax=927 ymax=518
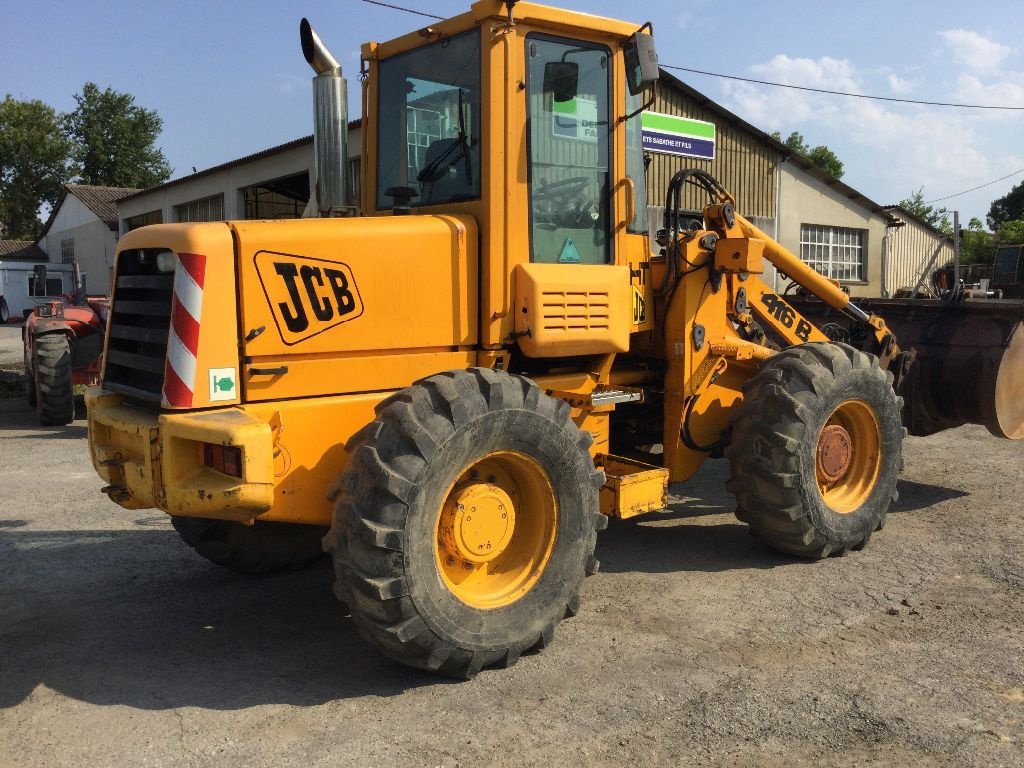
xmin=771 ymin=130 xmax=845 ymax=179
xmin=987 ymin=179 xmax=1024 ymax=230
xmin=0 ymin=95 xmax=72 ymax=239
xmin=63 ymin=83 xmax=171 ymax=188
xmin=960 ymin=217 xmax=996 ymax=266
xmin=996 ymin=218 xmax=1024 ymax=245
xmin=898 ymin=188 xmax=952 ymax=235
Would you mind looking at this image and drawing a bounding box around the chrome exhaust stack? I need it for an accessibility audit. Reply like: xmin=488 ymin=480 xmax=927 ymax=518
xmin=300 ymin=18 xmax=351 ymax=216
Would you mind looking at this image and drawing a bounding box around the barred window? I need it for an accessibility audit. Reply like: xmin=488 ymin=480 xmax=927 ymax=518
xmin=800 ymin=224 xmax=865 ymax=281
xmin=60 ymin=238 xmax=74 ymax=264
xmin=175 ymin=194 xmax=224 ymax=223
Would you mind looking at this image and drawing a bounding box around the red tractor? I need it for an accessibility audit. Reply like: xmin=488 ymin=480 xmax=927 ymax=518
xmin=22 ymin=264 xmax=107 ymax=425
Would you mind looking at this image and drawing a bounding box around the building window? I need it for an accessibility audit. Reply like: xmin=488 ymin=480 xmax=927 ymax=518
xmin=60 ymin=238 xmax=74 ymax=264
xmin=175 ymin=194 xmax=224 ymax=223
xmin=242 ymin=173 xmax=310 ymax=220
xmin=124 ymin=209 xmax=163 ymax=232
xmin=800 ymin=224 xmax=866 ymax=281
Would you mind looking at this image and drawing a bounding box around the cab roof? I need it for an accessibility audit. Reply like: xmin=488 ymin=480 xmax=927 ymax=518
xmin=364 ymin=1 xmax=641 ymax=60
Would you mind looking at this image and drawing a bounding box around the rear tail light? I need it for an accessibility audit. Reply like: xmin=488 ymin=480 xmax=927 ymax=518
xmin=201 ymin=443 xmax=243 ymax=478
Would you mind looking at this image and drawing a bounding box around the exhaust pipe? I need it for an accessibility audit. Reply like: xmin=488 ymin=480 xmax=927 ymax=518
xmin=300 ymin=18 xmax=350 ymax=215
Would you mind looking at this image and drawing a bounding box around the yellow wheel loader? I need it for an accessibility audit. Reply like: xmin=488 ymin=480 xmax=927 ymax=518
xmin=86 ymin=1 xmax=1024 ymax=677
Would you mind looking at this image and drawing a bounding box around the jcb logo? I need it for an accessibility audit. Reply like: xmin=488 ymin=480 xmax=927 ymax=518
xmin=255 ymin=250 xmax=364 ymax=345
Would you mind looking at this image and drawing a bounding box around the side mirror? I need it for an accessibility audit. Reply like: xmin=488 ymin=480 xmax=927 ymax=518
xmin=625 ymin=29 xmax=659 ymax=96
xmin=543 ymin=61 xmax=579 ymax=103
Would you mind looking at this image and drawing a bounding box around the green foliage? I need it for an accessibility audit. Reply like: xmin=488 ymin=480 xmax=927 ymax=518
xmin=771 ymin=130 xmax=845 ymax=179
xmin=64 ymin=83 xmax=172 ymax=188
xmin=0 ymin=95 xmax=72 ymax=239
xmin=987 ymin=179 xmax=1024 ymax=230
xmin=898 ymin=188 xmax=952 ymax=235
xmin=960 ymin=217 xmax=996 ymax=266
xmin=996 ymin=218 xmax=1024 ymax=245
xmin=0 ymin=85 xmax=171 ymax=237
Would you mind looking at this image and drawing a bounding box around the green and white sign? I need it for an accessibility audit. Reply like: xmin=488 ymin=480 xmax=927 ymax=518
xmin=209 ymin=367 xmax=237 ymax=402
xmin=641 ymin=112 xmax=716 ymax=160
xmin=552 ymin=96 xmax=598 ymax=143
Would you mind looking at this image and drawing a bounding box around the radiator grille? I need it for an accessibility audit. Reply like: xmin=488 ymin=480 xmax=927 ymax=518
xmin=540 ymin=290 xmax=611 ymax=332
xmin=103 ymin=249 xmax=174 ymax=401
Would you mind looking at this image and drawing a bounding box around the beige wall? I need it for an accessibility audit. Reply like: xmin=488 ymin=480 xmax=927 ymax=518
xmin=778 ymin=164 xmax=888 ymax=297
xmin=41 ymin=194 xmax=118 ymax=295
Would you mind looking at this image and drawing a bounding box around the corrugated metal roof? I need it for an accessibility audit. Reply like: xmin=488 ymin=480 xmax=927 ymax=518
xmin=0 ymin=240 xmax=48 ymax=262
xmin=36 ymin=183 xmax=141 ymax=242
xmin=67 ymin=184 xmax=140 ymax=229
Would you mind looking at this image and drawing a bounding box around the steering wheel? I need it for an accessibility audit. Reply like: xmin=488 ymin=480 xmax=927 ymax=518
xmin=534 ymin=176 xmax=590 ymax=203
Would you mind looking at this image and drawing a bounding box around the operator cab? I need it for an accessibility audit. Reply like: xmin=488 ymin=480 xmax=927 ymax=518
xmin=360 ymin=2 xmax=658 ymax=346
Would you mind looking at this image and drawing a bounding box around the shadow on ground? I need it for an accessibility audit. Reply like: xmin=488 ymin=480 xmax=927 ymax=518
xmin=0 ymin=528 xmax=443 ymax=711
xmin=891 ymin=479 xmax=969 ymax=512
xmin=0 ymin=396 xmax=88 ymax=436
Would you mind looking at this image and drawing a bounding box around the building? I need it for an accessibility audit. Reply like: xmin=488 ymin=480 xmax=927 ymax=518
xmin=117 ymin=126 xmax=362 ymax=234
xmin=647 ymin=71 xmax=897 ymax=297
xmin=37 ymin=184 xmax=139 ymax=295
xmin=775 ymin=158 xmax=894 ymax=297
xmin=882 ymin=205 xmax=955 ymax=296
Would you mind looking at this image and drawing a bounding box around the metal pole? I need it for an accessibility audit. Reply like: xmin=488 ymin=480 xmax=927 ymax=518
xmin=953 ymin=210 xmax=961 ymax=299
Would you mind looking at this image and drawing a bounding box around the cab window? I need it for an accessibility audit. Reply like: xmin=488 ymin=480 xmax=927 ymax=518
xmin=376 ymin=30 xmax=481 ymax=210
xmin=526 ymin=36 xmax=612 ymax=265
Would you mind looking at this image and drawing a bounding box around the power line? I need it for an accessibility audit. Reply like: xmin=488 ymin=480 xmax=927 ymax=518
xmin=662 ymin=64 xmax=1024 ymax=111
xmin=924 ymin=169 xmax=1024 ymax=204
xmin=359 ymin=0 xmax=443 ymax=20
xmin=355 ymin=2 xmax=1024 ymax=112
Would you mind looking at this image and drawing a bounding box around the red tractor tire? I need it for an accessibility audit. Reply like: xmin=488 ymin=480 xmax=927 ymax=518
xmin=33 ymin=333 xmax=75 ymax=426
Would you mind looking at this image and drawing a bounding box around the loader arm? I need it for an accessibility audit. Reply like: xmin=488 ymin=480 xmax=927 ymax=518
xmin=700 ymin=189 xmax=901 ymax=368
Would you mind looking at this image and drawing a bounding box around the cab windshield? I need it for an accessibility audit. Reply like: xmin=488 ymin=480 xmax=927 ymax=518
xmin=376 ymin=30 xmax=482 ymax=210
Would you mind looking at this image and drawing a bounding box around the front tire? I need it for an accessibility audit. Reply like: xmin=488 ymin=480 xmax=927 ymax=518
xmin=326 ymin=368 xmax=606 ymax=678
xmin=726 ymin=342 xmax=903 ymax=558
xmin=33 ymin=333 xmax=74 ymax=426
xmin=171 ymin=517 xmax=328 ymax=574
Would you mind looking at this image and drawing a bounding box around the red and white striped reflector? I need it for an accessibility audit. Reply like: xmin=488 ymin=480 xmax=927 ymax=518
xmin=162 ymin=253 xmax=207 ymax=407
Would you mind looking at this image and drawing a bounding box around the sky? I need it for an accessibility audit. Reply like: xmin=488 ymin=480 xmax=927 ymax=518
xmin=2 ymin=0 xmax=1022 ymax=226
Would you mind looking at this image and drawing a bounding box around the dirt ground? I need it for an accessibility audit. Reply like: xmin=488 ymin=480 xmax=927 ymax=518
xmin=0 ymin=323 xmax=1022 ymax=767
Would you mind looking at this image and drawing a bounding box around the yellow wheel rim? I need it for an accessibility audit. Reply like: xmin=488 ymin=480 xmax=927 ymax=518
xmin=436 ymin=451 xmax=558 ymax=610
xmin=815 ymin=399 xmax=882 ymax=514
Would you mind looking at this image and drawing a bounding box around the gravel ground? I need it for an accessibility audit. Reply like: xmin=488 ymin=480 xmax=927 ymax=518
xmin=0 ymin=323 xmax=1022 ymax=767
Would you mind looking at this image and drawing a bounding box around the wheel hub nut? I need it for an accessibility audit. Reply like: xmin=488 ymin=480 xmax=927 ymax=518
xmin=818 ymin=424 xmax=853 ymax=482
xmin=440 ymin=483 xmax=516 ymax=564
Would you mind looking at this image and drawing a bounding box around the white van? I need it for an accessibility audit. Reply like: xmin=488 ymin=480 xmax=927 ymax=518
xmin=0 ymin=262 xmax=75 ymax=322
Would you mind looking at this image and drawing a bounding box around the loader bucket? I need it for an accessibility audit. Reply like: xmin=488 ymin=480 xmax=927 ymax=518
xmin=791 ymin=298 xmax=1024 ymax=439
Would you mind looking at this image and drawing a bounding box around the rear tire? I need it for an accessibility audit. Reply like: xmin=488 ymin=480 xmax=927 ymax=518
xmin=171 ymin=517 xmax=328 ymax=574
xmin=0 ymin=297 xmax=9 ymax=323
xmin=325 ymin=368 xmax=606 ymax=678
xmin=726 ymin=342 xmax=903 ymax=558
xmin=33 ymin=333 xmax=74 ymax=426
